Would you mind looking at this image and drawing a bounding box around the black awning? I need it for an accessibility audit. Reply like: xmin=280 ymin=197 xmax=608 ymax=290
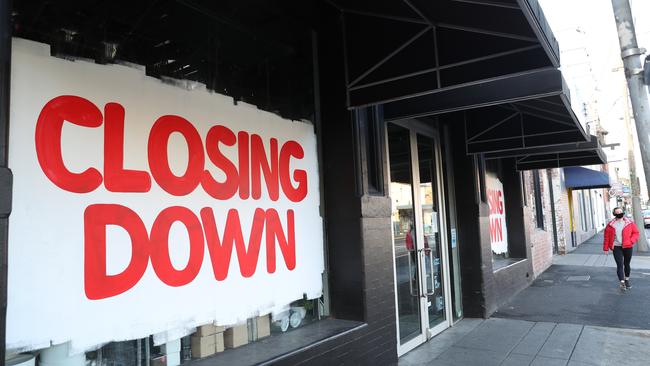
xmin=563 ymin=167 xmax=611 ymax=189
xmin=382 ymin=67 xmax=588 ymax=155
xmin=485 ymin=135 xmax=601 ymax=159
xmin=462 ymin=83 xmax=588 ymax=154
xmin=504 ymin=134 xmax=607 ymax=170
xmin=332 ymin=0 xmax=560 ymax=108
xmin=480 ymin=132 xmax=606 ymax=171
xmin=383 ymin=67 xmax=569 ymax=121
xmin=514 ymin=150 xmax=607 ymax=171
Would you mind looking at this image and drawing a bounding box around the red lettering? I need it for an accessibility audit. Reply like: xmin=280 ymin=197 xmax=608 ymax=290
xmin=251 ymin=135 xmax=279 ymax=200
xmin=85 ymin=205 xmax=299 ymax=298
xmin=150 ymin=206 xmax=205 ymax=287
xmin=497 ymin=191 xmax=504 ymax=214
xmin=265 ymin=209 xmax=296 ymax=272
xmin=84 ymin=204 xmax=149 ymax=300
xmin=148 ymin=115 xmax=205 ymax=196
xmin=35 ymin=95 xmax=103 ymax=193
xmin=279 ymin=141 xmax=307 ymax=202
xmin=200 ymin=207 xmax=265 ymax=280
xmin=201 ymin=125 xmax=239 ymax=200
xmin=490 ymin=217 xmax=503 ymax=242
xmin=104 ymin=102 xmax=151 ymax=192
xmin=487 ymin=190 xmax=493 ymax=214
xmin=238 ymin=131 xmax=250 ymax=199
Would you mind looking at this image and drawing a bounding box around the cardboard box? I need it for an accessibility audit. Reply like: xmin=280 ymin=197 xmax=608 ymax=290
xmin=191 ymin=334 xmax=216 ymax=358
xmin=256 ymin=315 xmax=271 ymax=339
xmin=150 ymin=355 xmax=166 ymax=366
xmin=215 ymin=332 xmax=225 ymax=353
xmin=196 ymin=324 xmax=219 ymax=336
xmin=224 ymin=324 xmax=248 ymax=348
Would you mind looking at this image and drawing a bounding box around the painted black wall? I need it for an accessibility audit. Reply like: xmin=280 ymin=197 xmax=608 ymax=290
xmin=444 ymin=116 xmax=487 ymax=318
xmin=442 ymin=116 xmax=534 ymax=318
xmin=272 ymin=9 xmax=398 ymax=366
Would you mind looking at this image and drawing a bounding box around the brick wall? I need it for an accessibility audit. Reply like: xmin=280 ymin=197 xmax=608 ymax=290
xmin=523 ymin=169 xmax=556 ymax=277
xmin=554 ymin=173 xmax=572 ymax=254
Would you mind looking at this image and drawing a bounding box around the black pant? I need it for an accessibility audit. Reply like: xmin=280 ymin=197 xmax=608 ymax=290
xmin=613 ymin=246 xmax=633 ymax=281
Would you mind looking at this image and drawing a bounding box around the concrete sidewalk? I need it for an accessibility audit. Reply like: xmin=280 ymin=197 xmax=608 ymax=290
xmin=398 ymin=318 xmax=650 ymax=366
xmin=553 ymin=231 xmax=650 ymax=268
xmin=398 ymin=232 xmax=650 ymax=365
xmin=552 ymin=252 xmax=650 ymax=268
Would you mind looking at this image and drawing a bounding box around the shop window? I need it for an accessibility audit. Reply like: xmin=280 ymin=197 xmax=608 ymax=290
xmin=475 ymin=154 xmax=487 ymax=204
xmin=7 ymin=24 xmax=333 ymax=362
xmin=580 ymin=192 xmax=588 ymax=231
xmin=486 ymin=160 xmax=509 ymax=264
xmin=533 ymin=170 xmax=544 ymax=229
xmin=521 ymin=171 xmax=528 ymax=207
xmin=355 ymin=106 xmax=385 ymax=196
xmin=85 ymin=296 xmax=328 ymax=365
xmin=589 ymin=191 xmax=596 ymax=229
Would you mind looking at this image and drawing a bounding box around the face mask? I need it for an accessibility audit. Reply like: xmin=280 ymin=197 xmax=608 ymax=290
xmin=615 ymin=213 xmax=625 ymax=219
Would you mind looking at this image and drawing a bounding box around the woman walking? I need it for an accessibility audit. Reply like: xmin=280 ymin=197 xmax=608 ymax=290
xmin=603 ymin=207 xmax=640 ymax=291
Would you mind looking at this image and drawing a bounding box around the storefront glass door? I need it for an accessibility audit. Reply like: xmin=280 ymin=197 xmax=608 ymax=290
xmin=387 ymin=122 xmax=453 ymax=356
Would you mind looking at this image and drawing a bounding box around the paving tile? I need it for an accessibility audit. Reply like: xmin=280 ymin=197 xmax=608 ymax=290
xmin=445 ymin=318 xmax=484 ymax=336
xmin=398 ymin=349 xmax=437 ymax=366
xmin=632 ymin=256 xmax=650 ymax=269
xmin=398 ymin=319 xmax=485 ymax=365
xmin=501 ymin=353 xmax=534 ymax=366
xmin=571 ymin=326 xmax=650 ymax=366
xmin=538 ymin=323 xmax=583 ymax=360
xmin=567 ymin=327 xmax=607 ymax=365
xmin=554 ymin=255 xmax=590 ymax=266
xmin=512 ymin=322 xmax=557 ymax=356
xmin=596 ymin=255 xmax=609 ymax=267
xmin=456 ymin=318 xmax=534 ymax=353
xmin=531 ymin=356 xmax=568 ymax=366
xmin=431 ymin=346 xmax=506 ymax=366
xmin=583 ymin=255 xmax=599 ymax=267
xmin=567 ymin=362 xmax=597 ymax=366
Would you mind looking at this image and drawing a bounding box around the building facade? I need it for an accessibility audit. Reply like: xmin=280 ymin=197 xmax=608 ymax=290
xmin=1 ymin=1 xmax=609 ymax=365
xmin=523 ymin=166 xmax=610 ymax=279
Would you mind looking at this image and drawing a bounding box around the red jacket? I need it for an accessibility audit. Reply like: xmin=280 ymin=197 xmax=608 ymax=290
xmin=603 ymin=217 xmax=640 ymax=251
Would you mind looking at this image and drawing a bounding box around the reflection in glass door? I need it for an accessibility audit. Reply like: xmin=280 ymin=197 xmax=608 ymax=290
xmin=387 ymin=123 xmax=422 ymax=346
xmin=416 ymin=135 xmax=446 ymax=330
xmin=388 ymin=122 xmax=452 ymax=356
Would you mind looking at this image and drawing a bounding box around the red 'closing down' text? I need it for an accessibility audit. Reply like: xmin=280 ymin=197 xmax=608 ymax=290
xmin=31 ymin=95 xmax=308 ymax=300
xmin=35 ymin=95 xmax=308 ymax=201
xmin=84 ymin=204 xmax=296 ymax=300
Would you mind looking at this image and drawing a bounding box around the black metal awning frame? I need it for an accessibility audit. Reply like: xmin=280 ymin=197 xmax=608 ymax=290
xmin=332 ymin=0 xmax=595 ymax=164
xmin=461 ymin=70 xmax=589 ymax=155
xmin=484 ymin=135 xmax=608 ymax=170
xmin=334 ymin=0 xmax=560 ymax=109
xmin=383 ymin=67 xmax=577 ymax=122
xmin=513 ymin=149 xmax=607 ymax=170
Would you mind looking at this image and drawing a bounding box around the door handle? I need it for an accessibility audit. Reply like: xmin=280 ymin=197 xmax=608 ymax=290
xmin=407 ymin=249 xmax=419 ymax=297
xmin=419 ymin=247 xmax=435 ymax=297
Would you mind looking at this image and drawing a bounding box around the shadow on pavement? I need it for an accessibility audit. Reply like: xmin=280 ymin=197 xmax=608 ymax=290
xmin=493 ymin=264 xmax=650 ymax=330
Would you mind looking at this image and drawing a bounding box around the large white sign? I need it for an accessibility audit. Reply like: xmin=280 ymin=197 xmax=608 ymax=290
xmin=487 ymin=173 xmax=508 ymax=255
xmin=7 ymin=39 xmax=324 ymax=352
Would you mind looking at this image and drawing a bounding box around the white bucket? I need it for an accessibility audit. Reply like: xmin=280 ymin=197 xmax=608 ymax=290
xmin=39 ymin=342 xmax=85 ymax=366
xmin=6 ymin=353 xmax=35 ymax=366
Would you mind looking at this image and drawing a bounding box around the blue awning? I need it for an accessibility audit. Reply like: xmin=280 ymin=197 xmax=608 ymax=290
xmin=563 ymin=167 xmax=611 ymax=190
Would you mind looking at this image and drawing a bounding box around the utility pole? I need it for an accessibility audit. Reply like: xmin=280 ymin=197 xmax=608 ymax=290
xmin=611 ymin=0 xmax=650 ymax=252
xmin=622 ymin=82 xmax=649 ymax=251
